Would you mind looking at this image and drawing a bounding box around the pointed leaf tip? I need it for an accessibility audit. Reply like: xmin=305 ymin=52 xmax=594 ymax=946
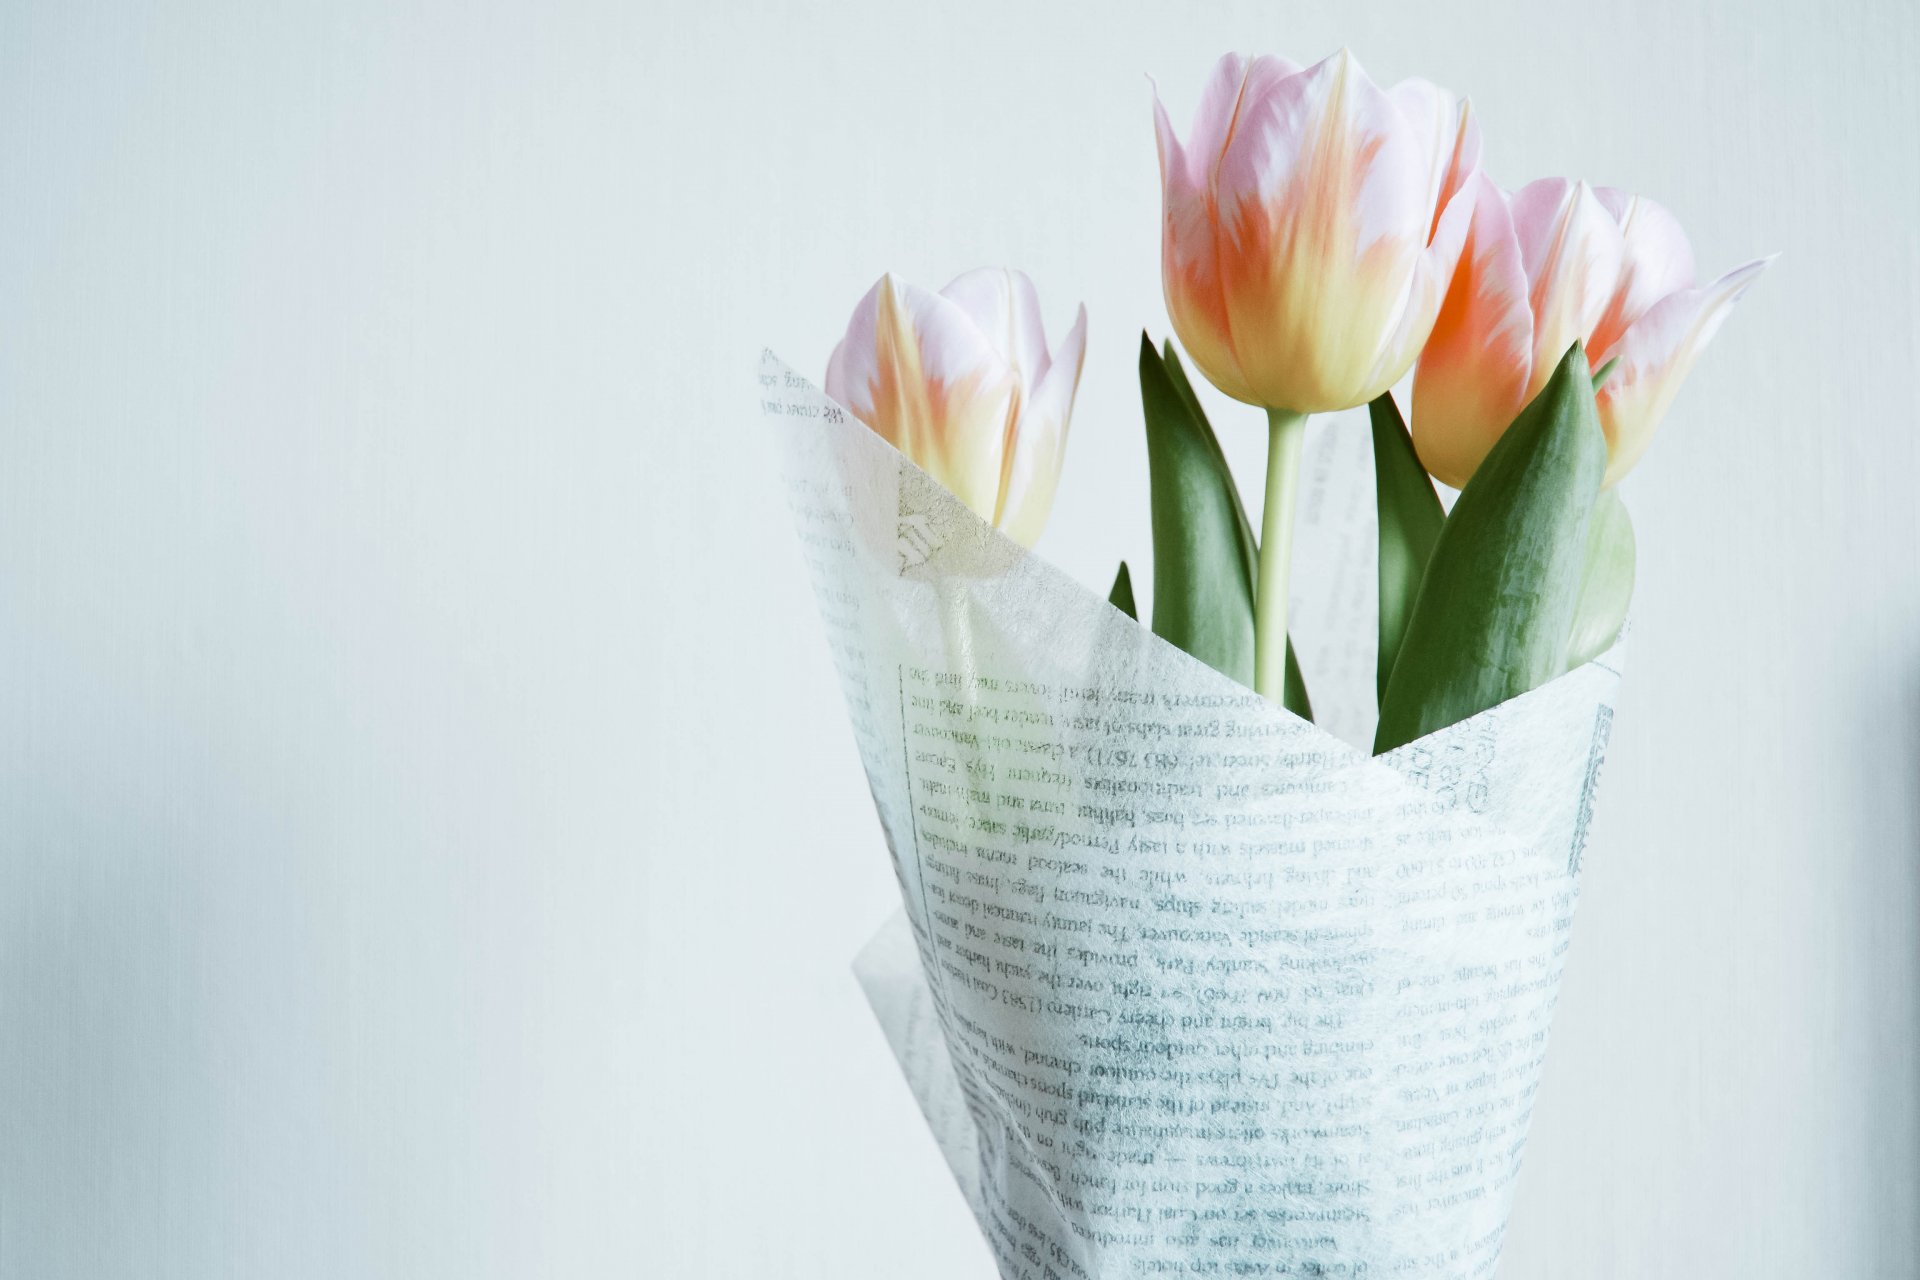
xmin=1374 ymin=342 xmax=1605 ymax=753
xmin=1108 ymin=561 xmax=1138 ymax=621
xmin=1370 ymin=391 xmax=1446 ymax=707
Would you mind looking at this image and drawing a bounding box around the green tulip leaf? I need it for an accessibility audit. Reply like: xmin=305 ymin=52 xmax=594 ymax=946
xmin=1370 ymin=391 xmax=1446 ymax=706
xmin=1161 ymin=341 xmax=1259 ymax=581
xmin=1565 ymin=489 xmax=1634 ymax=669
xmin=1141 ymin=334 xmax=1311 ymax=719
xmin=1373 ymin=343 xmax=1607 ymax=755
xmin=1108 ymin=560 xmax=1138 ymax=621
xmin=1281 ymin=621 xmax=1311 ymax=721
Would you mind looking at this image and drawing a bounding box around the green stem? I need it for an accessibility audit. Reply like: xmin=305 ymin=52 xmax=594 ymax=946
xmin=1255 ymin=408 xmax=1309 ymax=704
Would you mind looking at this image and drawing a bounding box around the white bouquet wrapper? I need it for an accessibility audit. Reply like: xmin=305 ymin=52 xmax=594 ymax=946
xmin=761 ymin=352 xmax=1623 ymax=1279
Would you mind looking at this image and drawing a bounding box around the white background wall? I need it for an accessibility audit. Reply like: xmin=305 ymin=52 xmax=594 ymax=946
xmin=1 ymin=1 xmax=1915 ymax=1276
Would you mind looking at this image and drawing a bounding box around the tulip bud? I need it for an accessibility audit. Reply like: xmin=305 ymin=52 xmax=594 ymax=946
xmin=1153 ymin=49 xmax=1482 ymax=414
xmin=825 ymin=269 xmax=1088 ymax=547
xmin=1411 ymin=177 xmax=1771 ymax=488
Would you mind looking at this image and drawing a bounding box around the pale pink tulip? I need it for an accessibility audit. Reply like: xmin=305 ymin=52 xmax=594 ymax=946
xmin=1154 ymin=49 xmax=1482 ymax=413
xmin=1411 ymin=176 xmax=1771 ymax=488
xmin=825 ymin=269 xmax=1088 ymax=548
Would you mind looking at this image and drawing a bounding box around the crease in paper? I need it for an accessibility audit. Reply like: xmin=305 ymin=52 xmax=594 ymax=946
xmin=764 ymin=351 xmax=1622 ymax=1280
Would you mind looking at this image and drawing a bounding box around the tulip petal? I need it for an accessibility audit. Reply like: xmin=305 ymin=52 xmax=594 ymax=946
xmin=822 ymin=276 xmax=886 ymax=415
xmin=1411 ymin=174 xmax=1535 ymax=488
xmin=824 ymin=273 xmax=1018 ymax=521
xmin=1187 ymin=52 xmax=1302 ymax=185
xmin=1213 ymin=48 xmax=1438 ymax=410
xmin=1156 ymin=83 xmax=1254 ymax=404
xmin=1361 ymin=88 xmax=1481 ymax=399
xmin=1587 ymin=187 xmax=1696 ymax=361
xmin=1510 ymin=179 xmax=1624 ymax=399
xmin=939 ymin=266 xmax=1053 ymax=391
xmin=1151 ymin=84 xmax=1185 ymax=182
xmin=997 ymin=303 xmax=1087 ymax=547
xmin=1218 ymin=50 xmax=1428 ymax=247
xmin=1389 ymin=80 xmax=1481 ymax=240
xmin=1596 ymin=255 xmax=1771 ymax=486
xmin=1367 ymin=147 xmax=1481 ymax=416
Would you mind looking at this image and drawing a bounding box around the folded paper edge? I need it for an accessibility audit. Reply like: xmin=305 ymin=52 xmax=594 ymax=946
xmin=853 ymin=912 xmax=985 ymax=1222
xmin=760 ymin=348 xmax=1627 ymax=771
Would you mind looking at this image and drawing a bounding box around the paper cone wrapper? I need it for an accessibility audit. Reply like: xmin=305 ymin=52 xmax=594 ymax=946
xmin=761 ymin=352 xmax=1622 ymax=1279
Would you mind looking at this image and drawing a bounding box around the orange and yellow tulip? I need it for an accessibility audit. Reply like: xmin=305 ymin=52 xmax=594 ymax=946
xmin=1153 ymin=49 xmax=1482 ymax=414
xmin=825 ymin=269 xmax=1088 ymax=547
xmin=1411 ymin=177 xmax=1771 ymax=488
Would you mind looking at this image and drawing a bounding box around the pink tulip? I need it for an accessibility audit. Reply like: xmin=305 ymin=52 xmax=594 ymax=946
xmin=1153 ymin=49 xmax=1482 ymax=414
xmin=1411 ymin=176 xmax=1771 ymax=488
xmin=825 ymin=269 xmax=1088 ymax=548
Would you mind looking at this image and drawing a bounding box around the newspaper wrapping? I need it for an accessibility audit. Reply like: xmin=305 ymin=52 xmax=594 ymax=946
xmin=762 ymin=352 xmax=1622 ymax=1280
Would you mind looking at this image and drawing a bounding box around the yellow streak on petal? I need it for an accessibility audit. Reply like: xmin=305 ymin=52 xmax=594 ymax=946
xmin=1595 ymin=258 xmax=1769 ymax=487
xmin=989 ymin=385 xmax=1025 ymax=528
xmin=1217 ymin=58 xmax=1416 ymax=412
xmin=860 ymin=279 xmax=1006 ymax=521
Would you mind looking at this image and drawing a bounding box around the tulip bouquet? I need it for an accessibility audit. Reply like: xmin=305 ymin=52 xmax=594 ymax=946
xmin=764 ymin=47 xmax=1765 ymax=1280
